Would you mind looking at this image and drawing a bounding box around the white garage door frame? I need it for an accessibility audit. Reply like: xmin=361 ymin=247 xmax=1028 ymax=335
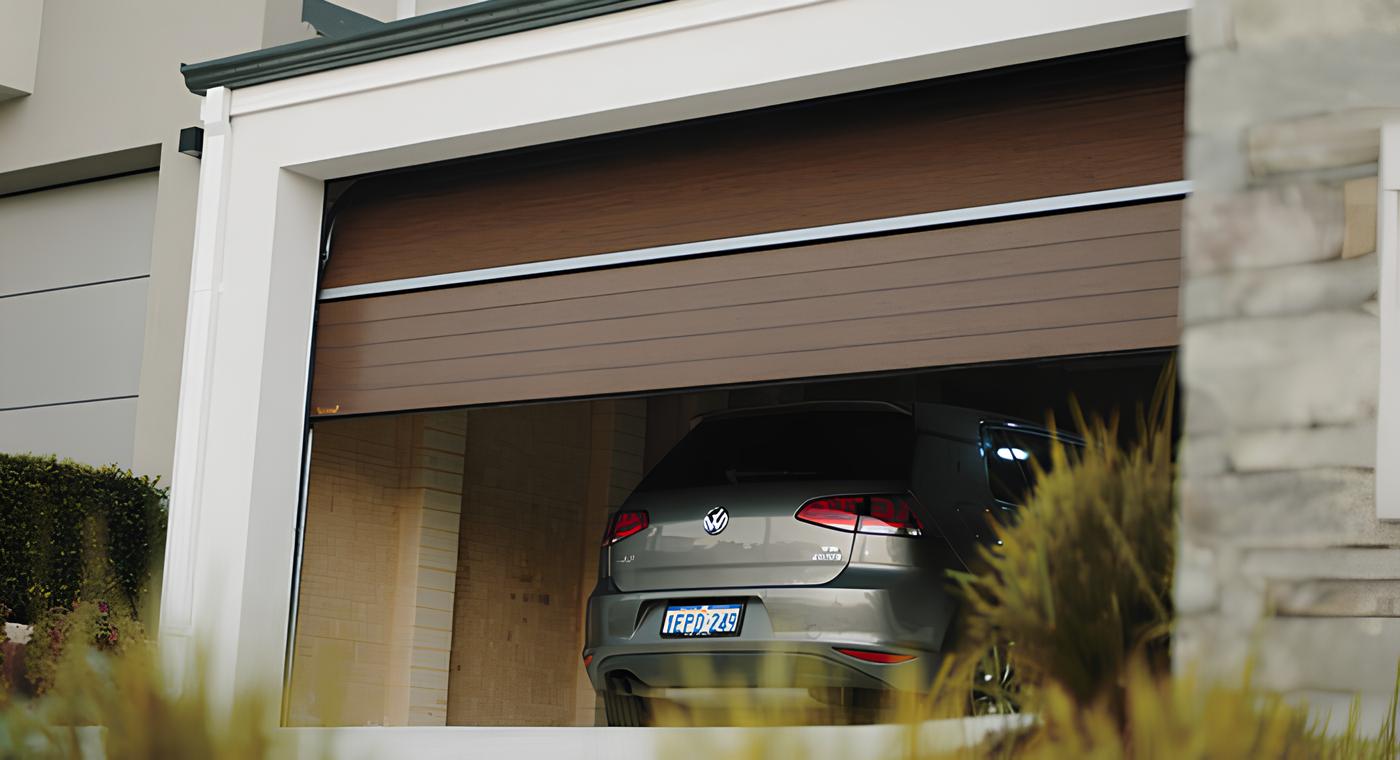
xmin=164 ymin=0 xmax=1188 ymax=753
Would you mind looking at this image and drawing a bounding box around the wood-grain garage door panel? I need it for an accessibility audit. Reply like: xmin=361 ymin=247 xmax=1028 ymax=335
xmin=312 ymin=202 xmax=1180 ymax=416
xmin=318 ymin=320 xmax=1178 ymax=415
xmin=316 ymin=232 xmax=1178 ymax=350
xmin=322 ymin=199 xmax=1183 ymax=327
xmin=318 ymin=261 xmax=1177 ymax=369
xmin=323 ymin=45 xmax=1184 ymax=290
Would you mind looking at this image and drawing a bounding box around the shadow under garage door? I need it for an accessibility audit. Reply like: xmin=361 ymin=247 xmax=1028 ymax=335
xmin=286 ymin=42 xmax=1185 ymax=727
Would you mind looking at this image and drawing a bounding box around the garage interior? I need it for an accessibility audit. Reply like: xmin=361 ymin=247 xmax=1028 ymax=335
xmin=285 ymin=349 xmax=1172 ymax=727
xmin=283 ymin=41 xmax=1185 ymax=727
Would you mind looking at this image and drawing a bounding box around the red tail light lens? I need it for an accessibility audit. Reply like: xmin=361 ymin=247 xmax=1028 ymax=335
xmin=860 ymin=495 xmax=924 ymax=536
xmin=796 ymin=495 xmax=922 ymax=537
xmin=794 ymin=496 xmax=862 ymax=531
xmin=834 ymin=647 xmax=917 ymax=664
xmin=603 ymin=510 xmax=649 ymax=545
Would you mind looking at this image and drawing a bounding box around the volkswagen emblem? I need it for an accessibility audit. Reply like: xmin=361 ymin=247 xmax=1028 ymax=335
xmin=702 ymin=506 xmax=729 ymax=536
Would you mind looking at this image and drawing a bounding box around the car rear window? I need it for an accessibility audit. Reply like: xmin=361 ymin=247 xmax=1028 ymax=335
xmin=638 ymin=410 xmax=914 ymax=491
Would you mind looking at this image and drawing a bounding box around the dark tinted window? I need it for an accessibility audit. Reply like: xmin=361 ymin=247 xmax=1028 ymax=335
xmin=639 ymin=410 xmax=914 ymax=491
xmin=985 ymin=427 xmax=1080 ymax=505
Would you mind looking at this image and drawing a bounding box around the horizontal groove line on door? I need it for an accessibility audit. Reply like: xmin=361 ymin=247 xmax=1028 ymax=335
xmin=316 ymin=313 xmax=1179 ymax=398
xmin=316 ymin=250 xmax=1181 ymax=351
xmin=315 ymin=292 xmax=1180 ymax=391
xmin=317 ymin=283 xmax=1180 ymax=371
xmin=319 ymin=227 xmax=1180 ymax=328
xmin=317 ymin=205 xmax=1183 ymax=325
xmin=316 ymin=236 xmax=1181 ymax=350
xmin=317 ymin=279 xmax=1181 ymax=372
xmin=314 ymin=319 xmax=1179 ymax=415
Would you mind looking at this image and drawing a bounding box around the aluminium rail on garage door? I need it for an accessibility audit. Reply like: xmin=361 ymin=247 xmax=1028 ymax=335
xmin=308 ymin=43 xmax=1186 ymax=418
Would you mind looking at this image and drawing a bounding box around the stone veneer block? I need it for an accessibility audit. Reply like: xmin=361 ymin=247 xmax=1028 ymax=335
xmin=1184 ymin=184 xmax=1344 ymax=275
xmin=1231 ymin=0 xmax=1400 ymax=49
xmin=1343 ymin=175 xmax=1379 ymax=258
xmin=1182 ymin=312 xmax=1378 ymax=430
xmin=1269 ymin=579 xmax=1400 ymax=617
xmin=1180 ymin=253 xmax=1377 ymax=324
xmin=1248 ymin=110 xmax=1391 ymax=175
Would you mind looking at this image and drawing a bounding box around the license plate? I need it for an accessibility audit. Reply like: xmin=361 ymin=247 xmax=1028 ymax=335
xmin=660 ymin=602 xmax=743 ymax=638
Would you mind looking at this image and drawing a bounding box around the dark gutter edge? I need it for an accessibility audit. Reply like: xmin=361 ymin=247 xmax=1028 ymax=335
xmin=181 ymin=0 xmax=675 ymax=95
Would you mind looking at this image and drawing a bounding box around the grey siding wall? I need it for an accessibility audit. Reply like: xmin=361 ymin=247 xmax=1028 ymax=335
xmin=1177 ymin=0 xmax=1400 ymax=729
xmin=0 ymin=172 xmax=157 ymax=294
xmin=0 ymin=173 xmax=157 ymax=467
xmin=0 ymin=0 xmax=314 ymax=482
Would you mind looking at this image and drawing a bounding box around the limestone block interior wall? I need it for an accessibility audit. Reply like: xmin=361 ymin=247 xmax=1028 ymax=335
xmin=288 ymin=400 xmax=648 ymax=728
xmin=1178 ymin=0 xmax=1400 ymax=728
xmin=287 ymin=412 xmax=467 ymax=726
xmin=445 ymin=399 xmax=646 ymax=726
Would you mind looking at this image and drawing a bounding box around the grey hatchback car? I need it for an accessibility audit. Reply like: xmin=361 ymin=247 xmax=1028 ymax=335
xmin=583 ymin=400 xmax=1073 ymax=725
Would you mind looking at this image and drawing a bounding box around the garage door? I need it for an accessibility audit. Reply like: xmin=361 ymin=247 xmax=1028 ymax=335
xmin=311 ymin=43 xmax=1184 ymax=417
xmin=313 ymin=200 xmax=1179 ymax=416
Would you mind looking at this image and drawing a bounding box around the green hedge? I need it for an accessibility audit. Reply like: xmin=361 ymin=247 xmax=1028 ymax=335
xmin=0 ymin=455 xmax=167 ymax=624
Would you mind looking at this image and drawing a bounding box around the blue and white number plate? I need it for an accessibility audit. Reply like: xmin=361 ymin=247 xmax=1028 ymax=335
xmin=661 ymin=602 xmax=743 ymax=638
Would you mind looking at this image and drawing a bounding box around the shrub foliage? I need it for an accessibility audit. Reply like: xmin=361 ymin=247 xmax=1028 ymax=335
xmin=948 ymin=378 xmax=1176 ymax=715
xmin=0 ymin=455 xmax=166 ymax=624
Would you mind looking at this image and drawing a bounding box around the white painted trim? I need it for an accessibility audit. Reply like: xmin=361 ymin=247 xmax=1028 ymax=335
xmin=1377 ymin=121 xmax=1400 ymax=520
xmin=159 ymin=86 xmax=232 ymax=685
xmin=282 ymin=715 xmax=1032 ymax=760
xmin=321 ymin=180 xmax=1192 ymax=301
xmin=235 ymin=0 xmax=1188 ymax=182
xmin=230 ymin=0 xmax=830 ymax=117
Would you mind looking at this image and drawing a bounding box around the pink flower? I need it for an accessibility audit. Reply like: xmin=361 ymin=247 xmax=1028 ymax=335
xmin=98 ymin=602 xmax=110 ymax=615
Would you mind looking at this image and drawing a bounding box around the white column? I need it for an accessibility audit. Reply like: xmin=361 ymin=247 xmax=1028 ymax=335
xmin=159 ymin=91 xmax=326 ymax=707
xmin=159 ymin=86 xmax=233 ymax=687
xmin=1376 ymin=121 xmax=1400 ymax=520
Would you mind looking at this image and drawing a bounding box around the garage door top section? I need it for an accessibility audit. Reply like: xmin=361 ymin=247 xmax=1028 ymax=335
xmin=311 ymin=201 xmax=1182 ymax=417
xmin=321 ymin=43 xmax=1184 ymax=291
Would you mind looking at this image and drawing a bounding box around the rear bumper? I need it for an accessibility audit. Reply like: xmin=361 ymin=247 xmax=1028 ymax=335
xmin=583 ymin=566 xmax=958 ymax=694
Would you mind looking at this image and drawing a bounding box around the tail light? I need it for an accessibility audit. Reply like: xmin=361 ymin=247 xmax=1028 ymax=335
xmin=602 ymin=510 xmax=649 ymax=545
xmin=796 ymin=494 xmax=923 ymax=537
xmin=834 ymin=647 xmax=917 ymax=664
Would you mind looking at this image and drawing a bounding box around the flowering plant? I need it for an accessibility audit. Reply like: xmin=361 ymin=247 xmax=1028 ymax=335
xmin=26 ymin=598 xmax=138 ymax=695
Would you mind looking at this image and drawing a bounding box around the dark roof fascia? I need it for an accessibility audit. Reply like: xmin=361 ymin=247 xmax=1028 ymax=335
xmin=181 ymin=0 xmax=674 ymax=95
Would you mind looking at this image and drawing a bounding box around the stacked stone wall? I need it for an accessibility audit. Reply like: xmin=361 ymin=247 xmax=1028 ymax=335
xmin=1179 ymin=0 xmax=1400 ymax=726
